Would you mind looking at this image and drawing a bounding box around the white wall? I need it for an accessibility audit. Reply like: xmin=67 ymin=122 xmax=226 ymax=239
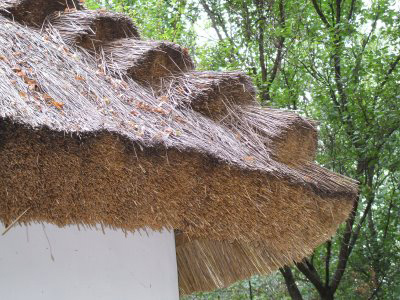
xmin=0 ymin=223 xmax=179 ymax=300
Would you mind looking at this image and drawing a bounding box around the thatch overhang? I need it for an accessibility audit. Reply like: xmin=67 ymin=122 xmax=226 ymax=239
xmin=0 ymin=1 xmax=358 ymax=295
xmin=102 ymin=38 xmax=195 ymax=84
xmin=49 ymin=10 xmax=140 ymax=49
xmin=0 ymin=0 xmax=83 ymax=26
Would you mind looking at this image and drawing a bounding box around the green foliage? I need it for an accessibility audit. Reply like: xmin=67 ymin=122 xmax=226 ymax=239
xmin=183 ymin=274 xmax=292 ymax=300
xmin=86 ymin=0 xmax=400 ymax=298
xmin=86 ymin=0 xmax=199 ymax=51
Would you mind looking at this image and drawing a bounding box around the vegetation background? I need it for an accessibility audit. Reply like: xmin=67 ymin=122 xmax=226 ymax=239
xmin=85 ymin=0 xmax=400 ymax=298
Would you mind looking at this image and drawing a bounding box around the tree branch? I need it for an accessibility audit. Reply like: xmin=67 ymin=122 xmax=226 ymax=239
xmin=268 ymin=0 xmax=286 ymax=84
xmin=352 ymin=8 xmax=380 ymax=85
xmin=331 ymin=164 xmax=374 ymax=292
xmin=248 ymin=280 xmax=254 ymax=300
xmin=296 ymin=259 xmax=325 ymax=295
xmin=330 ymin=189 xmax=360 ymax=292
xmin=372 ymin=52 xmax=400 ymax=110
xmin=375 ymin=53 xmax=400 ymax=95
xmin=200 ymin=0 xmax=240 ymax=63
xmin=280 ymin=266 xmax=304 ymax=300
xmin=335 ymin=0 xmax=341 ymax=24
xmin=254 ymin=0 xmax=267 ymax=85
xmin=200 ymin=0 xmax=224 ymax=41
xmin=348 ymin=191 xmax=375 ymax=254
xmin=375 ymin=124 xmax=400 ymax=153
xmin=325 ymin=240 xmax=332 ymax=287
xmin=241 ymin=1 xmax=253 ymax=42
xmin=383 ymin=188 xmax=395 ymax=240
xmin=265 ymin=0 xmax=286 ymax=101
xmin=347 ymin=0 xmax=357 ymax=21
xmin=310 ymin=0 xmax=331 ymax=28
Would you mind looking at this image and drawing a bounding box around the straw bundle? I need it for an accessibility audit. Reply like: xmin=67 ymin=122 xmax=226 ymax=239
xmin=103 ymin=38 xmax=194 ymax=84
xmin=0 ymin=0 xmax=82 ymax=26
xmin=235 ymin=107 xmax=318 ymax=164
xmin=0 ymin=2 xmax=358 ymax=295
xmin=158 ymin=71 xmax=256 ymax=119
xmin=49 ymin=10 xmax=140 ymax=49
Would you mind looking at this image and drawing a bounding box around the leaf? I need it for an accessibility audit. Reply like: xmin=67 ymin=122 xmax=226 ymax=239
xmin=103 ymin=97 xmax=111 ymax=105
xmin=18 ymin=91 xmax=27 ymax=98
xmin=153 ymin=107 xmax=168 ymax=115
xmin=51 ymin=101 xmax=64 ymax=110
xmin=16 ymin=71 xmax=26 ymax=77
xmin=243 ymin=156 xmax=255 ymax=162
xmin=42 ymin=93 xmax=54 ymax=102
xmin=136 ymin=101 xmax=153 ymax=111
xmin=24 ymin=77 xmax=36 ymax=85
xmin=174 ymin=116 xmax=186 ymax=123
xmin=12 ymin=66 xmax=22 ymax=73
xmin=159 ymin=95 xmax=169 ymax=102
xmin=75 ymin=75 xmax=85 ymax=81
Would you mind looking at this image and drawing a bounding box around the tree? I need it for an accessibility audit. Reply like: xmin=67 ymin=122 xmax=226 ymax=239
xmin=198 ymin=0 xmax=287 ymax=103
xmin=274 ymin=0 xmax=400 ymax=298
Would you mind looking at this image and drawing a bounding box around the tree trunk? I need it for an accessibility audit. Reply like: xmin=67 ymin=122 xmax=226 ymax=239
xmin=320 ymin=291 xmax=334 ymax=300
xmin=280 ymin=267 xmax=303 ymax=300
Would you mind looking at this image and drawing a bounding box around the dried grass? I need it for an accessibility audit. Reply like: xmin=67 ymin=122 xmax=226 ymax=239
xmin=176 ymin=225 xmax=354 ymax=294
xmin=102 ymin=38 xmax=194 ymax=84
xmin=235 ymin=106 xmax=318 ymax=164
xmin=0 ymin=0 xmax=82 ymax=26
xmin=158 ymin=71 xmax=256 ymax=120
xmin=0 ymin=7 xmax=358 ymax=295
xmin=49 ymin=10 xmax=140 ymax=49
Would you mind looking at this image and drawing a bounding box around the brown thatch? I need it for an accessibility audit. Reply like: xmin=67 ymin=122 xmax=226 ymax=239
xmin=0 ymin=2 xmax=358 ymax=296
xmin=49 ymin=10 xmax=140 ymax=49
xmin=235 ymin=107 xmax=319 ymax=164
xmin=159 ymin=71 xmax=256 ymax=119
xmin=103 ymin=38 xmax=194 ymax=84
xmin=0 ymin=0 xmax=83 ymax=26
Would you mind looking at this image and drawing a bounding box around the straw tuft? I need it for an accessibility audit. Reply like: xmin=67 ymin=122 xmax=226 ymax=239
xmin=158 ymin=71 xmax=256 ymax=120
xmin=102 ymin=38 xmax=194 ymax=84
xmin=49 ymin=10 xmax=140 ymax=49
xmin=234 ymin=107 xmax=318 ymax=164
xmin=0 ymin=0 xmax=83 ymax=26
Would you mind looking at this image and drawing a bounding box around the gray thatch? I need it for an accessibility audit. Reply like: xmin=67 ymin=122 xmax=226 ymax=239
xmin=0 ymin=0 xmax=83 ymax=26
xmin=49 ymin=9 xmax=140 ymax=49
xmin=0 ymin=1 xmax=358 ymax=295
xmin=103 ymin=38 xmax=194 ymax=84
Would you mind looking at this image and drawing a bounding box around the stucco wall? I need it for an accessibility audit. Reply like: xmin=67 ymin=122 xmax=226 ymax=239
xmin=0 ymin=223 xmax=179 ymax=300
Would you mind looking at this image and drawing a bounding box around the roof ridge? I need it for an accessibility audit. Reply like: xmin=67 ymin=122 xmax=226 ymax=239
xmin=0 ymin=0 xmax=83 ymax=26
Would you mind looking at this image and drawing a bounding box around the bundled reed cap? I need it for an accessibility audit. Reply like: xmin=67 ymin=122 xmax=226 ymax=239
xmin=0 ymin=0 xmax=358 ymax=295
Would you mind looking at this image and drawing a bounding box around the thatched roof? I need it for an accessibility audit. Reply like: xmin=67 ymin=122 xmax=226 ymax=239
xmin=0 ymin=0 xmax=358 ymax=295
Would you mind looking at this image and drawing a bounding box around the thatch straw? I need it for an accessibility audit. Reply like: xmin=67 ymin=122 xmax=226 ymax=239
xmin=0 ymin=5 xmax=358 ymax=295
xmin=0 ymin=0 xmax=82 ymax=26
xmin=234 ymin=107 xmax=318 ymax=164
xmin=49 ymin=10 xmax=140 ymax=49
xmin=176 ymin=231 xmax=348 ymax=294
xmin=158 ymin=71 xmax=256 ymax=120
xmin=2 ymin=207 xmax=30 ymax=236
xmin=102 ymin=38 xmax=194 ymax=84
